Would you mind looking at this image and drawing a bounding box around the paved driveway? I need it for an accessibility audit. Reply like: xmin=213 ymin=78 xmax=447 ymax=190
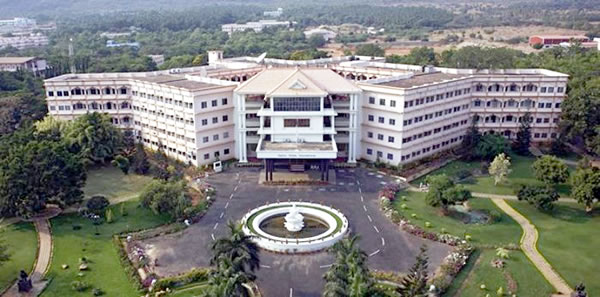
xmin=141 ymin=167 xmax=452 ymax=297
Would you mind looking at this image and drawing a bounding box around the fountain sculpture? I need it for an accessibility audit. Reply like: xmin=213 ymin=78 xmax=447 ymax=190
xmin=284 ymin=204 xmax=304 ymax=232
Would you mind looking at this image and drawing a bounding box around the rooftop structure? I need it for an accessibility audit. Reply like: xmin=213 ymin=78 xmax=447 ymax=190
xmin=529 ymin=35 xmax=590 ymax=48
xmin=303 ymin=28 xmax=337 ymax=41
xmin=0 ymin=56 xmax=48 ymax=76
xmin=44 ymin=53 xmax=568 ymax=175
xmin=221 ymin=20 xmax=292 ymax=35
xmin=264 ymin=8 xmax=283 ymax=17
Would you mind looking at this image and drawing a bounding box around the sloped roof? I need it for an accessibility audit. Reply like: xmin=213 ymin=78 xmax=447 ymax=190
xmin=0 ymin=57 xmax=36 ymax=64
xmin=235 ymin=68 xmax=361 ymax=96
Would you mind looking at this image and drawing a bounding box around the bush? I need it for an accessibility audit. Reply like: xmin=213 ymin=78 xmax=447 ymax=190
xmin=86 ymin=196 xmax=110 ymax=214
xmin=92 ymin=288 xmax=104 ymax=296
xmin=71 ymin=280 xmax=89 ymax=292
xmin=516 ymin=184 xmax=559 ymax=211
xmin=456 ymin=169 xmax=472 ymax=180
xmin=153 ymin=268 xmax=211 ymax=291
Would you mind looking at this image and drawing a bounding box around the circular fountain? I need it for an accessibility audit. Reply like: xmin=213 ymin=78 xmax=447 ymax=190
xmin=241 ymin=202 xmax=348 ymax=253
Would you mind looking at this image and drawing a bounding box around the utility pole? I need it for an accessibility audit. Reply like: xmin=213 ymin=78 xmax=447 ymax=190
xmin=68 ymin=38 xmax=76 ymax=74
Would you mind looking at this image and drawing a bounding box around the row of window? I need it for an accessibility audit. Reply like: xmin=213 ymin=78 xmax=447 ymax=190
xmin=139 ymin=138 xmax=230 ymax=161
xmin=47 ymin=87 xmax=128 ymax=97
xmin=283 ymin=118 xmax=310 ymax=128
xmin=401 ymin=136 xmax=464 ymax=161
xmin=476 ymin=115 xmax=559 ymax=124
xmin=49 ymin=101 xmax=131 ymax=111
xmin=404 ymin=88 xmax=472 ymax=109
xmin=473 ymin=99 xmax=561 ymax=109
xmin=403 ymin=120 xmax=469 ymax=144
xmin=401 ymin=104 xmax=469 ymax=127
xmin=136 ymin=123 xmax=195 ymax=143
xmin=133 ymin=90 xmax=228 ymax=110
xmin=474 ymin=83 xmax=564 ymax=94
xmin=202 ymin=132 xmax=230 ymax=144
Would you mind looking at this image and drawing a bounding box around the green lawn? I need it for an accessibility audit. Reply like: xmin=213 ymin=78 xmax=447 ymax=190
xmin=509 ymin=201 xmax=600 ymax=296
xmin=83 ymin=166 xmax=153 ymax=203
xmin=394 ymin=192 xmax=522 ymax=246
xmin=413 ymin=154 xmax=573 ymax=196
xmin=0 ymin=222 xmax=38 ymax=292
xmin=41 ymin=200 xmax=171 ymax=297
xmin=443 ymin=249 xmax=554 ymax=297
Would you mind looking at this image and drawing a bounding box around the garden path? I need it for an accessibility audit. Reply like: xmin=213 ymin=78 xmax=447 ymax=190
xmin=407 ymin=185 xmax=577 ymax=202
xmin=490 ymin=198 xmax=571 ymax=297
xmin=2 ymin=219 xmax=52 ymax=297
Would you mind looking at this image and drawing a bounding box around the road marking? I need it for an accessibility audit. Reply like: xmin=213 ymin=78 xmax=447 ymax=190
xmin=381 ymin=237 xmax=385 ymax=246
xmin=319 ymin=264 xmax=333 ymax=268
xmin=229 ymin=194 xmax=233 ymax=199
xmin=213 ymin=222 xmax=219 ymax=230
xmin=260 ymin=264 xmax=271 ymax=268
xmin=290 ymin=288 xmax=293 ymax=297
xmin=356 ymin=180 xmax=360 ymax=185
xmin=363 ymin=205 xmax=367 ymax=212
xmin=369 ymin=249 xmax=381 ymax=257
xmin=373 ymin=226 xmax=380 ymax=233
xmin=211 ymin=233 xmax=215 ymax=241
xmin=360 ymin=196 xmax=364 ymax=202
xmin=367 ymin=215 xmax=372 ymax=222
xmin=358 ymin=188 xmax=362 ymax=193
xmin=219 ymin=212 xmax=224 ymax=219
xmin=225 ymin=202 xmax=229 ymax=209
xmin=234 ymin=186 xmax=238 ymax=192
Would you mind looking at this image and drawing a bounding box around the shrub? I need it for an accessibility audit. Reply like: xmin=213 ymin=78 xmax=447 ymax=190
xmin=153 ymin=268 xmax=211 ymax=291
xmin=456 ymin=169 xmax=472 ymax=180
xmin=516 ymin=184 xmax=559 ymax=211
xmin=71 ymin=280 xmax=89 ymax=292
xmin=86 ymin=196 xmax=109 ymax=214
xmin=92 ymin=288 xmax=105 ymax=296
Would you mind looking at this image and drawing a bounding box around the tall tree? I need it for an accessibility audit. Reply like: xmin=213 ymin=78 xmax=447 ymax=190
xmin=131 ymin=142 xmax=150 ymax=174
xmin=323 ymin=235 xmax=374 ymax=297
xmin=513 ymin=112 xmax=532 ymax=155
xmin=475 ymin=134 xmax=508 ymax=160
xmin=0 ymin=139 xmax=86 ymax=217
xmin=397 ymin=245 xmax=429 ymax=297
xmin=63 ymin=112 xmax=123 ymax=164
xmin=532 ymin=155 xmax=570 ymax=186
xmin=489 ymin=153 xmax=511 ymax=185
xmin=571 ymin=168 xmax=600 ymax=213
xmin=461 ymin=115 xmax=482 ymax=160
xmin=139 ymin=180 xmax=190 ymax=219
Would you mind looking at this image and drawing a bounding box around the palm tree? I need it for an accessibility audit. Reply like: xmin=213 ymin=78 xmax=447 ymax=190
xmin=210 ymin=221 xmax=260 ymax=279
xmin=203 ymin=257 xmax=252 ymax=297
xmin=397 ymin=245 xmax=429 ymax=297
xmin=323 ymin=234 xmax=374 ymax=297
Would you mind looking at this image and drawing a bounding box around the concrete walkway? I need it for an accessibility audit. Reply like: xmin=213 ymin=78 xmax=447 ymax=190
xmin=490 ymin=199 xmax=572 ymax=296
xmin=2 ymin=219 xmax=52 ymax=297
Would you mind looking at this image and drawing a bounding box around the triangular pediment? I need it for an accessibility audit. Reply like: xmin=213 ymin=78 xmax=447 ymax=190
xmin=289 ymin=80 xmax=307 ymax=90
xmin=267 ymin=69 xmax=328 ymax=97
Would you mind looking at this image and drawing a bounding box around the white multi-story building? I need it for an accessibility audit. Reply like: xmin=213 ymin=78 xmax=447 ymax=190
xmin=0 ymin=18 xmax=36 ymax=33
xmin=0 ymin=33 xmax=48 ymax=49
xmin=264 ymin=8 xmax=284 ymax=18
xmin=221 ymin=20 xmax=292 ymax=35
xmin=44 ymin=51 xmax=568 ymax=178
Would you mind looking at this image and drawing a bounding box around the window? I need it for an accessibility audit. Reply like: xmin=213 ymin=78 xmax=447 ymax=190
xmin=366 ymin=148 xmax=373 ymax=155
xmin=298 ymin=119 xmax=310 ymax=127
xmin=545 ymin=103 xmax=552 ymax=108
xmin=548 ymin=87 xmax=554 ymax=93
xmin=201 ymin=101 xmax=207 ymax=108
xmin=212 ymin=117 xmax=218 ymax=124
xmin=377 ymin=151 xmax=383 ymax=158
xmin=368 ymin=115 xmax=374 ymax=122
xmin=377 ymin=134 xmax=384 ymax=140
xmin=379 ymin=98 xmax=385 ymax=106
xmin=202 ymin=119 xmax=208 ymax=126
xmin=204 ymin=153 xmax=210 ymax=160
xmin=213 ymin=134 xmax=219 ymax=141
xmin=368 ymin=97 xmax=375 ymax=104
xmin=273 ymin=97 xmax=320 ymax=112
xmin=47 ymin=91 xmax=54 ymax=97
xmin=224 ymin=132 xmax=229 ymax=138
xmin=212 ymin=100 xmax=218 ymax=107
xmin=203 ymin=136 xmax=209 ymax=143
xmin=557 ymin=87 xmax=564 ymax=93
xmin=387 ymin=153 xmax=393 ymax=160
xmin=378 ymin=117 xmax=384 ymax=123
xmin=222 ymin=115 xmax=228 ymax=122
xmin=224 ymin=148 xmax=230 ymax=155
xmin=367 ymin=132 xmax=373 ymax=138
xmin=49 ymin=106 xmax=56 ymax=110
xmin=222 ymin=98 xmax=228 ymax=105
xmin=389 ymin=119 xmax=396 ymax=125
xmin=120 ymin=87 xmax=127 ymax=95
xmin=555 ymin=103 xmax=561 ymax=108
xmin=540 ymin=87 xmax=547 ymax=93
xmin=388 ymin=136 xmax=395 ymax=143
xmin=390 ymin=100 xmax=396 ymax=107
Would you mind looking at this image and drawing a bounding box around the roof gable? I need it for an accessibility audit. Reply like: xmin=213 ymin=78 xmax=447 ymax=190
xmin=267 ymin=69 xmax=328 ymax=97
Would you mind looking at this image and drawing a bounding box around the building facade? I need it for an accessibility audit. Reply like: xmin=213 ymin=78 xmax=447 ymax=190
xmin=44 ymin=52 xmax=568 ymax=171
xmin=0 ymin=57 xmax=48 ymax=76
xmin=0 ymin=33 xmax=48 ymax=50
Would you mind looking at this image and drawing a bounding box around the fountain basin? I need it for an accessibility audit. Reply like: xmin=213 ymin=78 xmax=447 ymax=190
xmin=241 ymin=202 xmax=349 ymax=253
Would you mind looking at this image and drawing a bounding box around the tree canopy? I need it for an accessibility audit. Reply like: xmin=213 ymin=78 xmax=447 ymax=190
xmin=424 ymin=174 xmax=472 ymax=212
xmin=532 ymin=155 xmax=570 ymax=185
xmin=63 ymin=112 xmax=123 ymax=164
xmin=475 ymin=134 xmax=508 ymax=160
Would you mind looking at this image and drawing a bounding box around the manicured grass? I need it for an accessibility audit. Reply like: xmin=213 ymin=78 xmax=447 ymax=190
xmin=443 ymin=249 xmax=554 ymax=297
xmin=169 ymin=283 xmax=208 ymax=296
xmin=394 ymin=191 xmax=522 ymax=246
xmin=0 ymin=222 xmax=37 ymax=292
xmin=413 ymin=154 xmax=573 ymax=196
xmin=509 ymin=201 xmax=600 ymax=296
xmin=83 ymin=166 xmax=153 ymax=203
xmin=41 ymin=200 xmax=171 ymax=297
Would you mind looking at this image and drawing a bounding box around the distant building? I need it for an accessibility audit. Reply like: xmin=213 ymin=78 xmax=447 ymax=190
xmin=221 ymin=20 xmax=292 ymax=35
xmin=147 ymin=55 xmax=165 ymax=66
xmin=0 ymin=33 xmax=48 ymax=50
xmin=106 ymin=40 xmax=140 ymax=48
xmin=0 ymin=18 xmax=36 ymax=33
xmin=0 ymin=57 xmax=47 ymax=76
xmin=100 ymin=32 xmax=132 ymax=39
xmin=264 ymin=8 xmax=283 ymax=18
xmin=304 ymin=28 xmax=337 ymax=41
xmin=529 ymin=35 xmax=590 ymax=48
